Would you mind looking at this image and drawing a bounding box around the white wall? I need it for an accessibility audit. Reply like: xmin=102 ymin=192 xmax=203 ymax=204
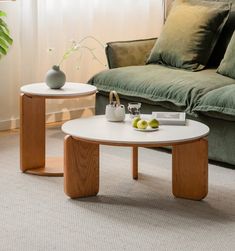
xmin=0 ymin=0 xmax=163 ymax=130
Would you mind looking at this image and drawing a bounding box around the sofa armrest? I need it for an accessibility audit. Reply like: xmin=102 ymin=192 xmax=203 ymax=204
xmin=105 ymin=37 xmax=157 ymax=69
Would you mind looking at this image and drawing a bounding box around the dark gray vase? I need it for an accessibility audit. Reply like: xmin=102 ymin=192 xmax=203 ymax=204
xmin=45 ymin=65 xmax=66 ymax=89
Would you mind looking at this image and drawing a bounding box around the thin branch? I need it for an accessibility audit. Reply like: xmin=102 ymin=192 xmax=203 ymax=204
xmin=57 ymin=36 xmax=106 ymax=68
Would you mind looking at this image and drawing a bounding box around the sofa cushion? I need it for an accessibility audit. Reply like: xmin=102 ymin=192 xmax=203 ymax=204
xmin=207 ymin=0 xmax=235 ymax=67
xmin=193 ymin=84 xmax=235 ymax=121
xmin=217 ymin=31 xmax=235 ymax=79
xmin=105 ymin=38 xmax=157 ymax=69
xmin=146 ymin=0 xmax=231 ymax=71
xmin=88 ymin=64 xmax=235 ymax=113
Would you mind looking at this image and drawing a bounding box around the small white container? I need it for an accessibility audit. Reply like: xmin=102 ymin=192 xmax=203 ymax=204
xmin=105 ymin=91 xmax=125 ymax=122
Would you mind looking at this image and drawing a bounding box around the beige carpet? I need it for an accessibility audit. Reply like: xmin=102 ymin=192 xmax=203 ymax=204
xmin=0 ymin=127 xmax=235 ymax=251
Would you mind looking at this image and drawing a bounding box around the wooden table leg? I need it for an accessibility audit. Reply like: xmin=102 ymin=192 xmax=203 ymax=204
xmin=20 ymin=94 xmax=63 ymax=176
xmin=172 ymin=138 xmax=208 ymax=200
xmin=132 ymin=146 xmax=138 ymax=180
xmin=64 ymin=136 xmax=99 ymax=198
xmin=20 ymin=94 xmax=46 ymax=172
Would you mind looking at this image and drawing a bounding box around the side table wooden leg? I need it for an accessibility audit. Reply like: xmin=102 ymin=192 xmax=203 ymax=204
xmin=172 ymin=138 xmax=208 ymax=200
xmin=20 ymin=94 xmax=45 ymax=172
xmin=132 ymin=146 xmax=138 ymax=180
xmin=64 ymin=136 xmax=99 ymax=199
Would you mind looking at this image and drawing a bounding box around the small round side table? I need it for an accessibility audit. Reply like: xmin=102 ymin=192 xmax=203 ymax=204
xmin=20 ymin=82 xmax=97 ymax=177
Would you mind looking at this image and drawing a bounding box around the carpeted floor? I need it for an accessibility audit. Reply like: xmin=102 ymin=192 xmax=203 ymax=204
xmin=0 ymin=126 xmax=235 ymax=251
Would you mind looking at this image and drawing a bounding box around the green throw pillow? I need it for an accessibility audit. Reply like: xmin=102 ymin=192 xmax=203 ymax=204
xmin=147 ymin=0 xmax=231 ymax=71
xmin=217 ymin=31 xmax=235 ymax=79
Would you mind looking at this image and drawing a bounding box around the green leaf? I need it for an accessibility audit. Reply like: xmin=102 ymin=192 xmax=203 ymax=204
xmin=0 ymin=31 xmax=13 ymax=45
xmin=0 ymin=18 xmax=8 ymax=27
xmin=0 ymin=11 xmax=7 ymax=17
xmin=0 ymin=12 xmax=13 ymax=58
xmin=0 ymin=46 xmax=7 ymax=56
xmin=0 ymin=25 xmax=8 ymax=35
xmin=0 ymin=37 xmax=9 ymax=51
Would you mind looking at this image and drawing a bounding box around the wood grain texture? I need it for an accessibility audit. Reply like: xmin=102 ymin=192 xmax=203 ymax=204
xmin=25 ymin=157 xmax=63 ymax=176
xmin=172 ymin=138 xmax=208 ymax=200
xmin=64 ymin=135 xmax=99 ymax=198
xmin=20 ymin=94 xmax=45 ymax=172
xmin=132 ymin=146 xmax=138 ymax=180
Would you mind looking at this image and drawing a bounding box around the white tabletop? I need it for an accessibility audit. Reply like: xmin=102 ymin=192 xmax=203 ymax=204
xmin=62 ymin=115 xmax=209 ymax=145
xmin=20 ymin=82 xmax=97 ymax=97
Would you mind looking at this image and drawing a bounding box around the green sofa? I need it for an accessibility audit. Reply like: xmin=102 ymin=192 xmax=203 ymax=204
xmin=88 ymin=1 xmax=235 ymax=167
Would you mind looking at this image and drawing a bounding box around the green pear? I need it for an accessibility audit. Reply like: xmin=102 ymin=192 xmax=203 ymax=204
xmin=137 ymin=119 xmax=148 ymax=129
xmin=132 ymin=116 xmax=141 ymax=128
xmin=148 ymin=118 xmax=159 ymax=128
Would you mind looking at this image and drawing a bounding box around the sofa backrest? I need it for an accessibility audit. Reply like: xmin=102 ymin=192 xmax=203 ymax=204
xmin=105 ymin=38 xmax=157 ymax=68
xmin=166 ymin=0 xmax=235 ymax=67
xmin=207 ymin=0 xmax=235 ymax=66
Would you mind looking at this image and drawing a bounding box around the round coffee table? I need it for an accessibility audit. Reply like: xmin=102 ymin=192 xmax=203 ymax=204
xmin=62 ymin=115 xmax=209 ymax=200
xmin=20 ymin=82 xmax=97 ymax=176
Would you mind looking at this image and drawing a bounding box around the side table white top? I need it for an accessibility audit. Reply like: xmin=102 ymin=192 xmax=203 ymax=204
xmin=20 ymin=82 xmax=97 ymax=98
xmin=62 ymin=115 xmax=210 ymax=145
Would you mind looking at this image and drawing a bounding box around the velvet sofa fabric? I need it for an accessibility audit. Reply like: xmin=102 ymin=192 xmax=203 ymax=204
xmin=193 ymin=84 xmax=235 ymax=121
xmin=88 ymin=65 xmax=235 ymax=113
xmin=217 ymin=31 xmax=235 ymax=79
xmin=147 ymin=0 xmax=231 ymax=71
xmin=207 ymin=0 xmax=235 ymax=67
xmin=105 ymin=38 xmax=157 ymax=69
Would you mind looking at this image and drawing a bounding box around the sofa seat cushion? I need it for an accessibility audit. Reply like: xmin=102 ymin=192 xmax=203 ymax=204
xmin=88 ymin=64 xmax=235 ymax=112
xmin=193 ymin=84 xmax=235 ymax=121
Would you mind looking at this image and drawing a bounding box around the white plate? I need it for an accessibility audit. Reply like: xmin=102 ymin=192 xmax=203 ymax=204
xmin=134 ymin=127 xmax=159 ymax=132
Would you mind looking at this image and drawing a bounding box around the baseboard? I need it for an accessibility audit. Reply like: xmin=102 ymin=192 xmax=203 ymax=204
xmin=0 ymin=106 xmax=95 ymax=131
